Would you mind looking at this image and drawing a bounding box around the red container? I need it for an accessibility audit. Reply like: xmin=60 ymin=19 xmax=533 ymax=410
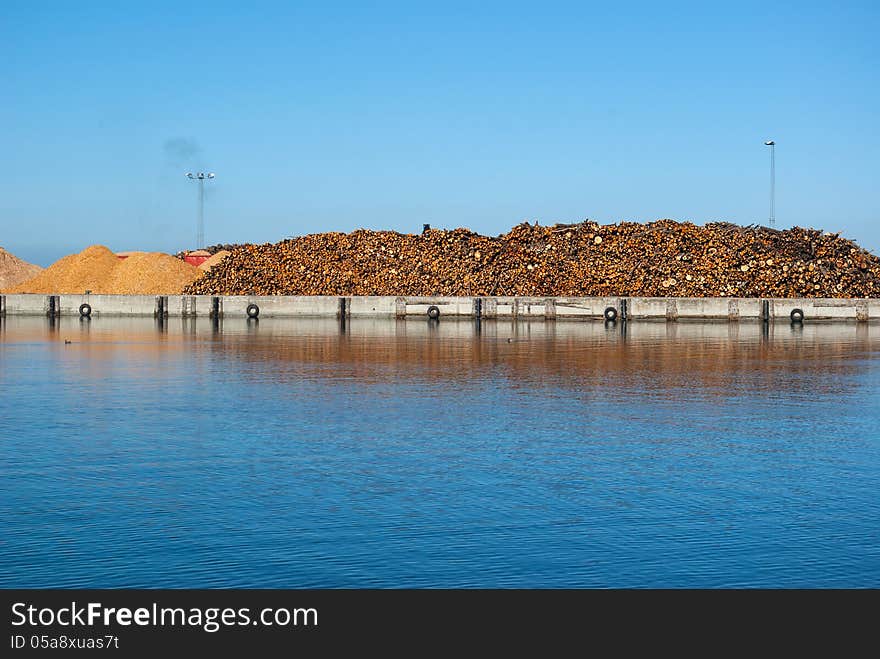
xmin=184 ymin=250 xmax=211 ymax=267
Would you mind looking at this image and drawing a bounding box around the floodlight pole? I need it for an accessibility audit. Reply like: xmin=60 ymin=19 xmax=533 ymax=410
xmin=186 ymin=172 xmax=215 ymax=248
xmin=764 ymin=141 xmax=775 ymax=227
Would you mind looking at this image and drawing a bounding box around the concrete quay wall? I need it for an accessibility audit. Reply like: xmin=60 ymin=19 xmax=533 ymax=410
xmin=1 ymin=294 xmax=878 ymax=322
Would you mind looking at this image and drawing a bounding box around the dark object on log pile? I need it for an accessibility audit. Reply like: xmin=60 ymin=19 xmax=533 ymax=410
xmin=183 ymin=220 xmax=880 ymax=298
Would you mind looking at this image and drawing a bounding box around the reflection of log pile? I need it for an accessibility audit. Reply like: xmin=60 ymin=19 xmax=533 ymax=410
xmin=209 ymin=324 xmax=872 ymax=399
xmin=5 ymin=317 xmax=866 ymax=396
xmin=184 ymin=220 xmax=880 ymax=298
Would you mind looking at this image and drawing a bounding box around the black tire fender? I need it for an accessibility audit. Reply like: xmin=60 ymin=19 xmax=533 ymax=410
xmin=79 ymin=303 xmax=92 ymax=317
xmin=246 ymin=303 xmax=260 ymax=319
xmin=603 ymin=306 xmax=618 ymax=321
xmin=790 ymin=308 xmax=804 ymax=323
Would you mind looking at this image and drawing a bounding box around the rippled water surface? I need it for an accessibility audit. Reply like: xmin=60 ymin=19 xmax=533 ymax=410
xmin=1 ymin=316 xmax=878 ymax=588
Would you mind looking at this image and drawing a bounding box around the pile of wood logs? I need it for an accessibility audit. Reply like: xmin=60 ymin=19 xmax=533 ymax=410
xmin=183 ymin=220 xmax=880 ymax=297
xmin=175 ymin=243 xmax=245 ymax=259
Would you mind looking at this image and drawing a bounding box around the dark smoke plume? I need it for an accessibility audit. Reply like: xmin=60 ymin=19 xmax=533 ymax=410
xmin=163 ymin=137 xmax=201 ymax=163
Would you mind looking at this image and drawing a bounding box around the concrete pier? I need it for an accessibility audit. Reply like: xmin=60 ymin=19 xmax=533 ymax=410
xmin=1 ymin=294 xmax=878 ymax=321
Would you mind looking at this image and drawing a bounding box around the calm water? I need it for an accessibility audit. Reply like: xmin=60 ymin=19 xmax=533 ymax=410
xmin=1 ymin=315 xmax=878 ymax=588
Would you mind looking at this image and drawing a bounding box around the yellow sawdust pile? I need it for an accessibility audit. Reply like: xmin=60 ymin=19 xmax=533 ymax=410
xmin=104 ymin=251 xmax=204 ymax=294
xmin=0 ymin=247 xmax=43 ymax=289
xmin=199 ymin=250 xmax=230 ymax=272
xmin=6 ymin=245 xmax=203 ymax=294
xmin=5 ymin=245 xmax=120 ymax=293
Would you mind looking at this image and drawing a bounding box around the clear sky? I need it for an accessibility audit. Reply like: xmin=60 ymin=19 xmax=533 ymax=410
xmin=2 ymin=1 xmax=878 ymax=266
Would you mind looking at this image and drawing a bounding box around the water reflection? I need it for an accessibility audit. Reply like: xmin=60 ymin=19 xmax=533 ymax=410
xmin=1 ymin=315 xmax=879 ymax=588
xmin=2 ymin=315 xmax=877 ymax=384
xmin=2 ymin=315 xmax=876 ymax=414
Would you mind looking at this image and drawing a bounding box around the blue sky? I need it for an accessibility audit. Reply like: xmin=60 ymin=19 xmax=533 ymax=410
xmin=2 ymin=1 xmax=878 ymax=266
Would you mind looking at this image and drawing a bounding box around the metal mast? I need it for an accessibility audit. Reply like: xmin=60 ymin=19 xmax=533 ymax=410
xmin=764 ymin=141 xmax=775 ymax=227
xmin=186 ymin=172 xmax=215 ymax=247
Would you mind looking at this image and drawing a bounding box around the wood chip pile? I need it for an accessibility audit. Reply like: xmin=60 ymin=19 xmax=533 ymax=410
xmin=5 ymin=245 xmax=202 ymax=294
xmin=184 ymin=220 xmax=880 ymax=298
xmin=0 ymin=247 xmax=43 ymax=290
xmin=198 ymin=250 xmax=231 ymax=272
